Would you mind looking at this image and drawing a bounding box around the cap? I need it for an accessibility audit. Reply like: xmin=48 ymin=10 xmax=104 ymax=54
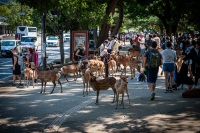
xmin=78 ymin=43 xmax=84 ymax=46
xmin=104 ymin=40 xmax=108 ymax=43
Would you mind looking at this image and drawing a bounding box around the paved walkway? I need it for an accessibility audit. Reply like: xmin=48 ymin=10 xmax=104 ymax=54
xmin=0 ymin=42 xmax=200 ymax=133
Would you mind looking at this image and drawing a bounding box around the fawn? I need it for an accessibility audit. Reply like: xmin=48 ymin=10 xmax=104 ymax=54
xmin=24 ymin=67 xmax=34 ymax=88
xmin=81 ymin=68 xmax=91 ymax=96
xmin=115 ymin=76 xmax=130 ymax=109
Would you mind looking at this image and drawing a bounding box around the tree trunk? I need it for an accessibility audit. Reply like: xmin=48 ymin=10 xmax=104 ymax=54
xmin=59 ymin=30 xmax=65 ymax=64
xmin=111 ymin=1 xmax=124 ymax=36
xmin=96 ymin=0 xmax=119 ymax=48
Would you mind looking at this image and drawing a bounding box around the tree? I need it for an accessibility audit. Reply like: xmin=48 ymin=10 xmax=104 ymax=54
xmin=127 ymin=0 xmax=200 ymax=35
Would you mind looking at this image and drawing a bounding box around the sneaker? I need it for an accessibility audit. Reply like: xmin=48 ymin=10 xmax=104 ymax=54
xmin=168 ymin=89 xmax=173 ymax=93
xmin=12 ymin=83 xmax=15 ymax=86
xmin=151 ymin=92 xmax=156 ymax=101
xmin=165 ymin=90 xmax=169 ymax=93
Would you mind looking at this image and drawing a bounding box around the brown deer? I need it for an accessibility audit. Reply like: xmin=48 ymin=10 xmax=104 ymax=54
xmin=60 ymin=63 xmax=81 ymax=82
xmin=36 ymin=67 xmax=62 ymax=94
xmin=89 ymin=74 xmax=117 ymax=104
xmin=117 ymin=55 xmax=140 ymax=79
xmin=81 ymin=68 xmax=91 ymax=96
xmin=128 ymin=47 xmax=140 ymax=59
xmin=115 ymin=76 xmax=130 ymax=109
xmin=23 ymin=67 xmax=34 ymax=88
xmin=108 ymin=59 xmax=117 ymax=77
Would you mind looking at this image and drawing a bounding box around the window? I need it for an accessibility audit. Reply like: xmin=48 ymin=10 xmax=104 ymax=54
xmin=28 ymin=28 xmax=37 ymax=32
xmin=21 ymin=37 xmax=37 ymax=42
xmin=1 ymin=41 xmax=15 ymax=46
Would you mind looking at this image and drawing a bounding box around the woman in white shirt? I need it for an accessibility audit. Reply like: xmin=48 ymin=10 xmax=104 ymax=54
xmin=161 ymin=42 xmax=177 ymax=93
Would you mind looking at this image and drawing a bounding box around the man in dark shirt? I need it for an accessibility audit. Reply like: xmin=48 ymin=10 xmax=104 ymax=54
xmin=143 ymin=41 xmax=162 ymax=101
xmin=188 ymin=39 xmax=200 ymax=88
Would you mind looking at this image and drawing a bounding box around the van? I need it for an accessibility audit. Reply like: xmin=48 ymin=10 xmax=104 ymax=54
xmin=0 ymin=40 xmax=21 ymax=57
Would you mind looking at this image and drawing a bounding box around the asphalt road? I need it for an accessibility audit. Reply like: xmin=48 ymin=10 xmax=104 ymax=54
xmin=0 ymin=42 xmax=70 ymax=81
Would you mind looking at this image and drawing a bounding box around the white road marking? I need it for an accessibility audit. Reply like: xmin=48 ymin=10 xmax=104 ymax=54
xmin=43 ymin=94 xmax=107 ymax=132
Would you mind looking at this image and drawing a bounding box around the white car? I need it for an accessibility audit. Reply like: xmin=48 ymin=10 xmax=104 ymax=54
xmin=63 ymin=33 xmax=70 ymax=42
xmin=1 ymin=40 xmax=21 ymax=57
xmin=46 ymin=37 xmax=59 ymax=47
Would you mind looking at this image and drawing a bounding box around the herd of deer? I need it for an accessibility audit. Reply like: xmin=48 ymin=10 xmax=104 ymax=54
xmin=22 ymin=47 xmax=187 ymax=108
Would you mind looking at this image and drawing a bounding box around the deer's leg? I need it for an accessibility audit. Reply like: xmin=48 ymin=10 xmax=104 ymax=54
xmin=32 ymin=77 xmax=34 ymax=88
xmin=112 ymin=87 xmax=116 ymax=103
xmin=58 ymin=80 xmax=62 ymax=93
xmin=115 ymin=93 xmax=119 ymax=109
xmin=50 ymin=81 xmax=56 ymax=94
xmin=83 ymin=83 xmax=85 ymax=96
xmin=126 ymin=88 xmax=130 ymax=106
xmin=44 ymin=82 xmax=47 ymax=93
xmin=95 ymin=90 xmax=100 ymax=105
xmin=74 ymin=72 xmax=77 ymax=81
xmin=122 ymin=93 xmax=125 ymax=109
xmin=86 ymin=83 xmax=88 ymax=95
xmin=65 ymin=74 xmax=69 ymax=82
xmin=40 ymin=82 xmax=43 ymax=93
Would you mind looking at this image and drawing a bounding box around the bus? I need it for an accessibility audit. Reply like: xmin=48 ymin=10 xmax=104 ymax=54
xmin=16 ymin=26 xmax=37 ymax=37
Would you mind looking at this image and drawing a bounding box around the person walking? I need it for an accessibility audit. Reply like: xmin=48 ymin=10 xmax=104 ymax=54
xmin=12 ymin=47 xmax=22 ymax=86
xmin=161 ymin=42 xmax=177 ymax=93
xmin=188 ymin=39 xmax=200 ymax=88
xmin=138 ymin=33 xmax=146 ymax=64
xmin=143 ymin=41 xmax=162 ymax=101
xmin=33 ymin=48 xmax=38 ymax=82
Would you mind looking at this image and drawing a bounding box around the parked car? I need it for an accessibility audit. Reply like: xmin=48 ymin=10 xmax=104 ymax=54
xmin=63 ymin=33 xmax=70 ymax=42
xmin=0 ymin=40 xmax=21 ymax=57
xmin=46 ymin=37 xmax=59 ymax=47
xmin=21 ymin=36 xmax=38 ymax=49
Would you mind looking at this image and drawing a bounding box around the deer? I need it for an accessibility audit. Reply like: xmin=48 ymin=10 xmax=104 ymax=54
xmin=81 ymin=68 xmax=91 ymax=96
xmin=89 ymin=73 xmax=117 ymax=105
xmin=36 ymin=67 xmax=62 ymax=94
xmin=115 ymin=76 xmax=130 ymax=109
xmin=60 ymin=63 xmax=81 ymax=82
xmin=23 ymin=67 xmax=34 ymax=88
xmin=108 ymin=58 xmax=117 ymax=77
xmin=128 ymin=47 xmax=140 ymax=60
xmin=117 ymin=55 xmax=140 ymax=79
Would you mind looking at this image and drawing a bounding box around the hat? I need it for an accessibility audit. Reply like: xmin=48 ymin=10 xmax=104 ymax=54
xmin=104 ymin=40 xmax=108 ymax=43
xmin=78 ymin=43 xmax=84 ymax=47
xmin=140 ymin=32 xmax=144 ymax=36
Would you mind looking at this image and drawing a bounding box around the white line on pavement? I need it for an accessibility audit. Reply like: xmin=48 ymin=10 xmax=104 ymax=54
xmin=0 ymin=60 xmax=12 ymax=65
xmin=43 ymin=94 xmax=107 ymax=132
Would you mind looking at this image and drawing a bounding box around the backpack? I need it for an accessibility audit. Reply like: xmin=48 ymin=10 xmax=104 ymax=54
xmin=148 ymin=50 xmax=161 ymax=69
xmin=74 ymin=48 xmax=80 ymax=61
xmin=17 ymin=55 xmax=23 ymax=65
xmin=13 ymin=54 xmax=22 ymax=65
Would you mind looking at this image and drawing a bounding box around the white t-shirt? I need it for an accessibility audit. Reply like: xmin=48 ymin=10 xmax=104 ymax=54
xmin=161 ymin=49 xmax=177 ymax=63
xmin=99 ymin=44 xmax=107 ymax=52
xmin=139 ymin=37 xmax=146 ymax=49
xmin=100 ymin=49 xmax=108 ymax=57
xmin=107 ymin=41 xmax=113 ymax=49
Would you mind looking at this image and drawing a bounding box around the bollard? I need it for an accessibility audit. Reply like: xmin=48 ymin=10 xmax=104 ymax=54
xmin=105 ymin=55 xmax=109 ymax=78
